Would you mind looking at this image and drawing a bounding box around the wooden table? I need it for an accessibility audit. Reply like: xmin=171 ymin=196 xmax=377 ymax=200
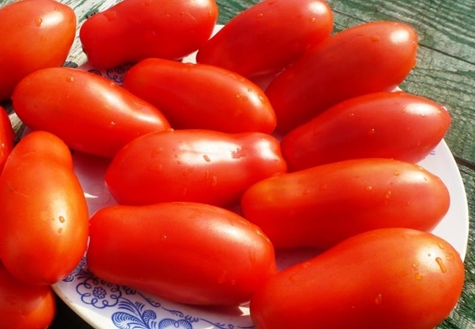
xmin=1 ymin=0 xmax=473 ymax=328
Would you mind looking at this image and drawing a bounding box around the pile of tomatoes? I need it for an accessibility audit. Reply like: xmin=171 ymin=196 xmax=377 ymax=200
xmin=0 ymin=0 xmax=465 ymax=328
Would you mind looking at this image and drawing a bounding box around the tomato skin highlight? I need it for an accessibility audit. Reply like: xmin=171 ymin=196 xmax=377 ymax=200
xmin=0 ymin=0 xmax=76 ymax=100
xmin=266 ymin=21 xmax=419 ymax=132
xmin=105 ymin=129 xmax=287 ymax=206
xmin=0 ymin=131 xmax=89 ymax=286
xmin=250 ymin=228 xmax=465 ymax=329
xmin=241 ymin=158 xmax=450 ymax=250
xmin=87 ymin=202 xmax=277 ymax=306
xmin=123 ymin=58 xmax=277 ymax=133
xmin=12 ymin=67 xmax=170 ymax=158
xmin=281 ymin=91 xmax=451 ymax=171
xmin=196 ymin=0 xmax=333 ymax=81
xmin=0 ymin=263 xmax=56 ymax=329
xmin=0 ymin=107 xmax=14 ymax=174
xmin=79 ymin=0 xmax=218 ymax=69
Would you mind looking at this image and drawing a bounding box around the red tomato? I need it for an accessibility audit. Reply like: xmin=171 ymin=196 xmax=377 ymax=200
xmin=79 ymin=0 xmax=218 ymax=69
xmin=12 ymin=67 xmax=170 ymax=158
xmin=250 ymin=228 xmax=465 ymax=329
xmin=123 ymin=58 xmax=277 ymax=133
xmin=0 ymin=131 xmax=89 ymax=285
xmin=241 ymin=158 xmax=450 ymax=250
xmin=196 ymin=0 xmax=333 ymax=82
xmin=0 ymin=107 xmax=14 ymax=173
xmin=0 ymin=263 xmax=56 ymax=329
xmin=0 ymin=0 xmax=76 ymax=100
xmin=266 ymin=21 xmax=419 ymax=132
xmin=87 ymin=202 xmax=277 ymax=306
xmin=105 ymin=129 xmax=287 ymax=206
xmin=281 ymin=91 xmax=452 ymax=171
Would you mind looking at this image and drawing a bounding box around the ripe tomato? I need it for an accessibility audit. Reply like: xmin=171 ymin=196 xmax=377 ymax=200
xmin=0 ymin=263 xmax=56 ymax=329
xmin=87 ymin=202 xmax=277 ymax=306
xmin=0 ymin=107 xmax=14 ymax=173
xmin=250 ymin=228 xmax=465 ymax=329
xmin=241 ymin=158 xmax=450 ymax=250
xmin=266 ymin=21 xmax=419 ymax=132
xmin=123 ymin=58 xmax=276 ymax=133
xmin=79 ymin=0 xmax=218 ymax=69
xmin=105 ymin=129 xmax=287 ymax=207
xmin=0 ymin=131 xmax=89 ymax=286
xmin=0 ymin=0 xmax=76 ymax=100
xmin=12 ymin=67 xmax=170 ymax=158
xmin=196 ymin=0 xmax=333 ymax=82
xmin=281 ymin=91 xmax=452 ymax=171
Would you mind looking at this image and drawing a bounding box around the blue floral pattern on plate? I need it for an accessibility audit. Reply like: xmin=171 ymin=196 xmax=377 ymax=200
xmin=62 ymin=257 xmax=254 ymax=329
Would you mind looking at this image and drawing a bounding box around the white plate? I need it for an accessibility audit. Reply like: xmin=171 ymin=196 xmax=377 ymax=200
xmin=53 ymin=25 xmax=469 ymax=329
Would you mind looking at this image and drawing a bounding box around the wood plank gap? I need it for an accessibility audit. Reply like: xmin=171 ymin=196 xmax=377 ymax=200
xmin=454 ymin=156 xmax=475 ymax=171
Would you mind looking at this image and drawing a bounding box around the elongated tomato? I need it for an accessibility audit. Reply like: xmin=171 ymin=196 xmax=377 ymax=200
xmin=281 ymin=91 xmax=451 ymax=171
xmin=0 ymin=131 xmax=89 ymax=286
xmin=79 ymin=0 xmax=218 ymax=69
xmin=12 ymin=67 xmax=170 ymax=158
xmin=123 ymin=58 xmax=276 ymax=133
xmin=250 ymin=228 xmax=465 ymax=329
xmin=266 ymin=21 xmax=418 ymax=132
xmin=0 ymin=0 xmax=76 ymax=100
xmin=241 ymin=158 xmax=450 ymax=250
xmin=88 ymin=202 xmax=277 ymax=306
xmin=196 ymin=0 xmax=333 ymax=81
xmin=105 ymin=129 xmax=287 ymax=206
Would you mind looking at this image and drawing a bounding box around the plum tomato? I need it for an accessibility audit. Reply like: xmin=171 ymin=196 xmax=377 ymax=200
xmin=266 ymin=21 xmax=419 ymax=132
xmin=250 ymin=228 xmax=465 ymax=329
xmin=105 ymin=129 xmax=287 ymax=207
xmin=0 ymin=131 xmax=89 ymax=286
xmin=0 ymin=0 xmax=76 ymax=100
xmin=280 ymin=91 xmax=451 ymax=171
xmin=241 ymin=158 xmax=450 ymax=250
xmin=87 ymin=202 xmax=277 ymax=306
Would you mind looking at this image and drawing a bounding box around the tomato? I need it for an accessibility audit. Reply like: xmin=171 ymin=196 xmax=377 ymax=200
xmin=266 ymin=21 xmax=419 ymax=132
xmin=123 ymin=58 xmax=276 ymax=133
xmin=79 ymin=0 xmax=218 ymax=69
xmin=0 ymin=131 xmax=89 ymax=286
xmin=0 ymin=263 xmax=56 ymax=329
xmin=0 ymin=107 xmax=14 ymax=174
xmin=87 ymin=202 xmax=277 ymax=306
xmin=0 ymin=0 xmax=76 ymax=101
xmin=281 ymin=91 xmax=451 ymax=171
xmin=12 ymin=67 xmax=170 ymax=158
xmin=105 ymin=129 xmax=287 ymax=206
xmin=241 ymin=158 xmax=450 ymax=250
xmin=250 ymin=228 xmax=465 ymax=329
xmin=196 ymin=0 xmax=333 ymax=83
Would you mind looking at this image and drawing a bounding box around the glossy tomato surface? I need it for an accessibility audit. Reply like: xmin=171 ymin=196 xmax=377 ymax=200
xmin=266 ymin=21 xmax=419 ymax=132
xmin=12 ymin=67 xmax=170 ymax=158
xmin=241 ymin=158 xmax=450 ymax=250
xmin=80 ymin=0 xmax=218 ymax=69
xmin=196 ymin=0 xmax=333 ymax=81
xmin=0 ymin=263 xmax=56 ymax=329
xmin=250 ymin=228 xmax=465 ymax=329
xmin=105 ymin=129 xmax=287 ymax=206
xmin=87 ymin=202 xmax=277 ymax=306
xmin=123 ymin=58 xmax=276 ymax=133
xmin=281 ymin=91 xmax=451 ymax=171
xmin=0 ymin=0 xmax=76 ymax=100
xmin=0 ymin=131 xmax=89 ymax=286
